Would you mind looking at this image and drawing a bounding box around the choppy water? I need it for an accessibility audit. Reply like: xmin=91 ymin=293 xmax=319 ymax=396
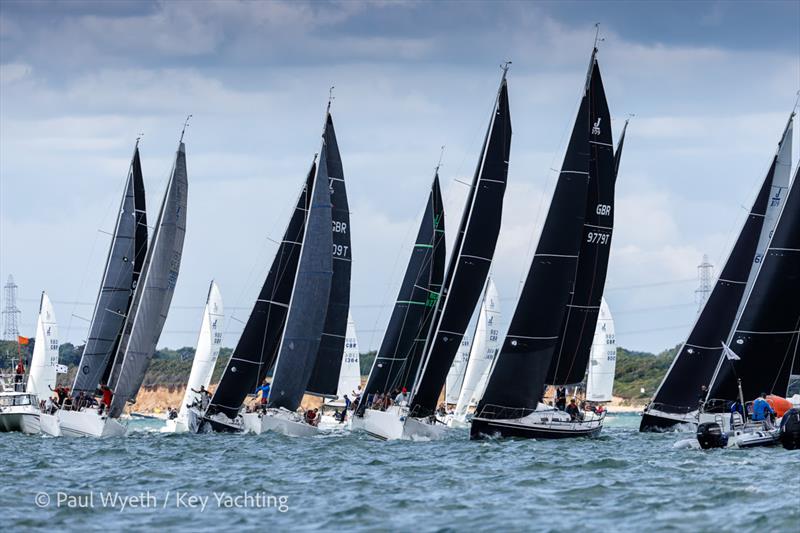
xmin=2 ymin=414 xmax=797 ymax=531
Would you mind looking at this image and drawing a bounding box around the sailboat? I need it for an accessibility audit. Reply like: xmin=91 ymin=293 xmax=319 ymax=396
xmin=445 ymin=336 xmax=471 ymax=406
xmin=357 ymin=66 xmax=511 ymax=441
xmin=320 ymin=314 xmax=361 ymax=426
xmin=471 ymin=48 xmax=622 ymax=440
xmin=692 ymin=160 xmax=800 ymax=448
xmin=239 ymin=109 xmax=335 ymax=437
xmin=351 ymin=170 xmax=446 ymax=439
xmin=59 ymin=130 xmax=188 ymax=437
xmin=0 ymin=293 xmax=59 ymax=435
xmin=163 ymin=280 xmax=223 ymax=433
xmin=641 ymin=113 xmax=794 ymax=432
xmin=585 ymin=297 xmax=616 ymax=403
xmin=449 ymin=278 xmax=501 ymax=427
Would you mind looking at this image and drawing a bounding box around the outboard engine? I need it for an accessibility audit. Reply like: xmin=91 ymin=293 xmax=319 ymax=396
xmin=696 ymin=422 xmax=728 ymax=449
xmin=779 ymin=408 xmax=800 ymax=450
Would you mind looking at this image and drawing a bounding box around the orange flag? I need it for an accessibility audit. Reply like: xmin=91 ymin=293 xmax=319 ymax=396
xmin=17 ymin=336 xmax=29 ymax=345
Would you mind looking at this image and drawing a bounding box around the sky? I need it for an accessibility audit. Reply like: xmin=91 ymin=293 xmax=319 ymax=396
xmin=1 ymin=0 xmax=799 ymax=356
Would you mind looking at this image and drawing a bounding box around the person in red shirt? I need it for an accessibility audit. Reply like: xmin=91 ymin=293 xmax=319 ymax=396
xmin=98 ymin=384 xmax=113 ymax=415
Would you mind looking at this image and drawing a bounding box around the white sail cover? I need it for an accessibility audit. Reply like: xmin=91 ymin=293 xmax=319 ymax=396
xmin=334 ymin=314 xmax=361 ymax=401
xmin=178 ymin=280 xmax=223 ymax=423
xmin=454 ymin=278 xmax=501 ymax=419
xmin=27 ymin=292 xmax=59 ymax=398
xmin=586 ymin=298 xmax=616 ymax=402
xmin=445 ymin=336 xmax=471 ymax=404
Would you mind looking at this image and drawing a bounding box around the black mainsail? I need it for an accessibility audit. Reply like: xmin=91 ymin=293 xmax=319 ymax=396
xmin=206 ymin=163 xmax=315 ymax=420
xmin=108 ymin=138 xmax=188 ymax=417
xmin=708 ymin=162 xmax=800 ymax=401
xmin=73 ymin=141 xmax=148 ymax=395
xmin=306 ymin=113 xmax=352 ymax=397
xmin=476 ymin=69 xmax=591 ymax=417
xmin=409 ymin=70 xmax=511 ymax=415
xmin=547 ymin=55 xmax=616 ymax=386
xmin=267 ymin=134 xmax=334 ymax=411
xmin=641 ymin=116 xmax=793 ymax=428
xmin=361 ymin=173 xmax=445 ymax=400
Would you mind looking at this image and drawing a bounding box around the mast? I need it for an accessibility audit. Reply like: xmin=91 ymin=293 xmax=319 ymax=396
xmin=476 ymin=57 xmax=593 ymax=417
xmin=306 ymin=111 xmax=352 ymax=398
xmin=267 ymin=124 xmax=334 ymax=411
xmin=546 ymin=49 xmax=616 ymax=386
xmin=205 ymin=159 xmax=315 ymax=419
xmin=409 ymin=65 xmax=512 ymax=415
xmin=706 ymin=161 xmax=800 ymax=401
xmin=107 ymin=131 xmax=188 ymax=417
xmin=73 ymin=141 xmax=148 ymax=395
xmin=359 ymin=171 xmax=445 ymax=402
xmin=646 ymin=114 xmax=793 ymax=415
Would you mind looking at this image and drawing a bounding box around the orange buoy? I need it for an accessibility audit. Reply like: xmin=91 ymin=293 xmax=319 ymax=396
xmin=767 ymin=395 xmax=793 ymax=417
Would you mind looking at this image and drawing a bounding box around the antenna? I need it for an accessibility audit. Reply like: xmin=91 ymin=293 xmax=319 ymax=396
xmin=327 ymin=85 xmax=335 ymax=112
xmin=2 ymin=275 xmax=21 ymax=342
xmin=180 ymin=114 xmax=192 ymax=142
xmin=500 ymin=60 xmax=512 ymax=80
xmin=435 ymin=145 xmax=445 ymax=173
xmin=793 ymin=90 xmax=800 ymax=115
xmin=593 ymin=22 xmax=605 ymax=49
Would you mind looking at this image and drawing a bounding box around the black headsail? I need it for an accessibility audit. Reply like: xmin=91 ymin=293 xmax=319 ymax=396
xmin=708 ymin=162 xmax=800 ymax=401
xmin=476 ymin=64 xmax=591 ymax=418
xmin=73 ymin=141 xmax=148 ymax=395
xmin=108 ymin=136 xmax=188 ymax=418
xmin=409 ymin=69 xmax=511 ymax=415
xmin=642 ymin=116 xmax=793 ymax=423
xmin=547 ymin=54 xmax=616 ymax=386
xmin=267 ymin=131 xmax=334 ymax=411
xmin=306 ymin=113 xmax=352 ymax=397
xmin=206 ymin=162 xmax=315 ymax=420
xmin=361 ymin=172 xmax=446 ymax=401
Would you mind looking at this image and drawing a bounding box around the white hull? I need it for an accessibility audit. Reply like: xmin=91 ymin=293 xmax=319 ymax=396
xmin=39 ymin=413 xmax=61 ymax=436
xmin=354 ymin=406 xmax=447 ymax=441
xmin=160 ymin=418 xmax=188 ymax=433
xmin=0 ymin=409 xmax=40 ymax=434
xmin=241 ymin=409 xmax=319 ymax=437
xmin=446 ymin=416 xmax=470 ymax=429
xmin=57 ymin=409 xmax=127 ymax=438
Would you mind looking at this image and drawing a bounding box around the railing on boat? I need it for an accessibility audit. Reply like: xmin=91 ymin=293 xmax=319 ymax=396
xmin=475 ymin=403 xmax=604 ymax=427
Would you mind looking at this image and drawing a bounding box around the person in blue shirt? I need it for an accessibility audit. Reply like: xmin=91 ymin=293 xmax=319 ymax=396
xmin=752 ymin=392 xmax=776 ymax=427
xmin=729 ymin=399 xmax=744 ymax=428
xmin=255 ymin=380 xmax=271 ymax=413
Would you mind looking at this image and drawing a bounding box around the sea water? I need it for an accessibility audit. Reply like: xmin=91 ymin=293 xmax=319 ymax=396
xmin=2 ymin=414 xmax=797 ymax=531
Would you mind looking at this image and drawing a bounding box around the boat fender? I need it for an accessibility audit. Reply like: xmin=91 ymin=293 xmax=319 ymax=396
xmin=696 ymin=422 xmax=727 ymax=449
xmin=779 ymin=408 xmax=800 ymax=450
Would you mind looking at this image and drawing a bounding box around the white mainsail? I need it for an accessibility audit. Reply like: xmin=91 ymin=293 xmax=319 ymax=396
xmin=177 ymin=281 xmax=224 ymax=424
xmin=586 ymin=298 xmax=616 ymax=402
xmin=445 ymin=336 xmax=471 ymax=405
xmin=27 ymin=292 xmax=59 ymax=398
xmin=330 ymin=313 xmax=361 ymax=403
xmin=454 ymin=278 xmax=501 ymax=419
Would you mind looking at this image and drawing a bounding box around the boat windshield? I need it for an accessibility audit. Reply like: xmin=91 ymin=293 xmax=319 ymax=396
xmin=0 ymin=394 xmax=35 ymax=407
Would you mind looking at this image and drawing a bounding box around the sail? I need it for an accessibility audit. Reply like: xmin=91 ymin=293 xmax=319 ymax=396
xmin=647 ymin=117 xmax=792 ymax=414
xmin=708 ymin=162 xmax=800 ymax=401
xmin=410 ymin=72 xmax=511 ymax=415
xmin=267 ymin=137 xmax=334 ymax=411
xmin=476 ymin=72 xmax=591 ymax=418
xmin=206 ymin=163 xmax=314 ymax=419
xmin=73 ymin=144 xmax=147 ymax=394
xmin=445 ymin=336 xmax=471 ymax=404
xmin=453 ymin=278 xmax=501 ymax=419
xmin=307 ymin=114 xmax=352 ymax=397
xmin=361 ymin=174 xmax=445 ymax=399
xmin=335 ymin=314 xmax=361 ymax=400
xmin=108 ymin=141 xmax=188 ymax=417
xmin=547 ymin=56 xmax=616 ymax=385
xmin=27 ymin=292 xmax=59 ymax=397
xmin=178 ymin=281 xmax=223 ymax=423
xmin=586 ymin=298 xmax=616 ymax=402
